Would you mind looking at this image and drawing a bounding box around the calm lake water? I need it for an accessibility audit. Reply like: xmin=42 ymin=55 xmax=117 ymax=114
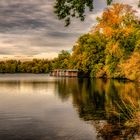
xmin=0 ymin=74 xmax=140 ymax=140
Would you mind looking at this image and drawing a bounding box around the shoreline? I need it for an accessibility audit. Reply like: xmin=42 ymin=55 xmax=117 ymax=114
xmin=0 ymin=73 xmax=139 ymax=83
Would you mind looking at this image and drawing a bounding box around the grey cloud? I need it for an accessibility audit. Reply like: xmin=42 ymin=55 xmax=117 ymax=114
xmin=0 ymin=1 xmax=50 ymax=32
xmin=46 ymin=32 xmax=81 ymax=38
xmin=0 ymin=0 xmax=139 ymax=56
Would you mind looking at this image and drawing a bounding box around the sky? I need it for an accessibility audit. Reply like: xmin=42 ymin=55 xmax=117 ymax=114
xmin=0 ymin=0 xmax=139 ymax=60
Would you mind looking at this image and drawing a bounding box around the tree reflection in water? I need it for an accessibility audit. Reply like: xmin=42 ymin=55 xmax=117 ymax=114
xmin=57 ymin=78 xmax=140 ymax=140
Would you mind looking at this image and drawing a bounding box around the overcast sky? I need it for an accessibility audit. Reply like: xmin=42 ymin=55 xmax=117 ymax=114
xmin=0 ymin=0 xmax=139 ymax=59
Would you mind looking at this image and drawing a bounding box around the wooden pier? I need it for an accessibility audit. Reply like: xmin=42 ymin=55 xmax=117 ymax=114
xmin=50 ymin=69 xmax=78 ymax=77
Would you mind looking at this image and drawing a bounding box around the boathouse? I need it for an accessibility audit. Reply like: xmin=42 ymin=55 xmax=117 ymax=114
xmin=50 ymin=69 xmax=78 ymax=77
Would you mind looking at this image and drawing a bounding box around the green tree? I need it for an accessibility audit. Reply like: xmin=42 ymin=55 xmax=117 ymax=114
xmin=72 ymin=33 xmax=106 ymax=76
xmin=52 ymin=50 xmax=71 ymax=69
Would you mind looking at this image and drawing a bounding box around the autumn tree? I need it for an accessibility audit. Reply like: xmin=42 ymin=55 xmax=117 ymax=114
xmin=94 ymin=3 xmax=138 ymax=38
xmin=92 ymin=3 xmax=140 ymax=77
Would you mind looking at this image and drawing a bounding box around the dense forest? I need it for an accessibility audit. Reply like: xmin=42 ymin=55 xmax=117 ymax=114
xmin=0 ymin=4 xmax=140 ymax=81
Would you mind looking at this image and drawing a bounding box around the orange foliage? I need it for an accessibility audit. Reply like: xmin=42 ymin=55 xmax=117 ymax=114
xmin=95 ymin=3 xmax=137 ymax=38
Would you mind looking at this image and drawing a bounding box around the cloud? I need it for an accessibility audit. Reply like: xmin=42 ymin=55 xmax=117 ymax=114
xmin=0 ymin=0 xmax=139 ymax=59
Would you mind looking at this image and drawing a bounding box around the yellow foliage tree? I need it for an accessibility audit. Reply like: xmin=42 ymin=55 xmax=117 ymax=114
xmin=95 ymin=3 xmax=137 ymax=38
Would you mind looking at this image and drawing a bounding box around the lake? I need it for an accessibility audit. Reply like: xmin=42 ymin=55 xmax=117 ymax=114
xmin=0 ymin=74 xmax=139 ymax=140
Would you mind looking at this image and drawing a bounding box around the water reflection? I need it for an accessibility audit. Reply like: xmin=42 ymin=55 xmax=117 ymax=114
xmin=0 ymin=75 xmax=139 ymax=140
xmin=57 ymin=78 xmax=140 ymax=140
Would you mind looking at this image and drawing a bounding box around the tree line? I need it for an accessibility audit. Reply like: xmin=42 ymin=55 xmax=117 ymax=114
xmin=0 ymin=51 xmax=70 ymax=74
xmin=0 ymin=59 xmax=51 ymax=73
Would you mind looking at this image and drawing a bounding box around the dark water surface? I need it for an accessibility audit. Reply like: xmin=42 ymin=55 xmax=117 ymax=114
xmin=0 ymin=74 xmax=140 ymax=140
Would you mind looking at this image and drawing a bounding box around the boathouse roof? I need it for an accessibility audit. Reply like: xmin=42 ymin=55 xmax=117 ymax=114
xmin=52 ymin=69 xmax=78 ymax=72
